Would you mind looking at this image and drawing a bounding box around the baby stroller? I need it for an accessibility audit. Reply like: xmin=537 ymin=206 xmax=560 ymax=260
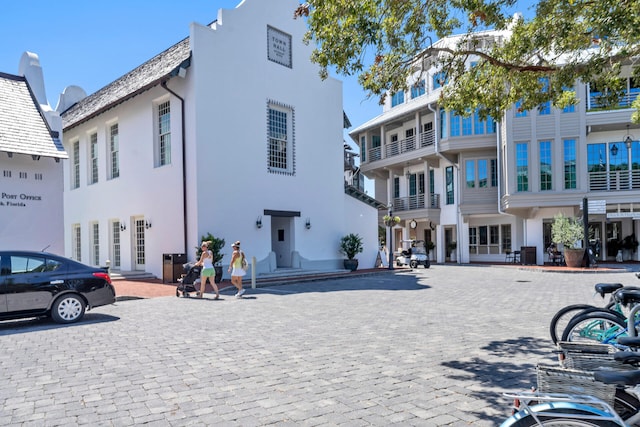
xmin=176 ymin=262 xmax=201 ymax=297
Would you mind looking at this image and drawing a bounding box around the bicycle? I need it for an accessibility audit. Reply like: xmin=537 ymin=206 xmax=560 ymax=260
xmin=561 ymin=288 xmax=640 ymax=347
xmin=501 ymin=348 xmax=640 ymax=426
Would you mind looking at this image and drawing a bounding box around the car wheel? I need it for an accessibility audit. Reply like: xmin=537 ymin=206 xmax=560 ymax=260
xmin=51 ymin=294 xmax=86 ymax=323
xmin=410 ymin=260 xmax=418 ymax=268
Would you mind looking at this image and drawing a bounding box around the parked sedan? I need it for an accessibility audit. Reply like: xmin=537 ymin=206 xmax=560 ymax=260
xmin=0 ymin=250 xmax=116 ymax=323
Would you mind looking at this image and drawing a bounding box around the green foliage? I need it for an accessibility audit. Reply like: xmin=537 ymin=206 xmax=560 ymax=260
xmin=339 ymin=233 xmax=364 ymax=260
xmin=196 ymin=233 xmax=225 ymax=264
xmin=297 ymin=0 xmax=640 ymax=122
xmin=426 ymin=240 xmax=435 ymax=251
xmin=551 ymin=214 xmax=584 ymax=250
xmin=448 ymin=241 xmax=457 ymax=251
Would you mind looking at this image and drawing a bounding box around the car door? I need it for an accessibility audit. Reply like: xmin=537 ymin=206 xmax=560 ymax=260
xmin=5 ymin=254 xmax=53 ymax=313
xmin=0 ymin=254 xmax=8 ymax=313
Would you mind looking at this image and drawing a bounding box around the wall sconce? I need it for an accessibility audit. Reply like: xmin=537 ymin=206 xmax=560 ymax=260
xmin=31 ymin=155 xmax=40 ymax=161
xmin=7 ymin=152 xmax=13 ymax=158
xmin=610 ymin=144 xmax=619 ymax=156
xmin=120 ymin=222 xmax=126 ymax=232
xmin=305 ymin=218 xmax=311 ymax=229
xmin=624 ymin=124 xmax=634 ymax=149
xmin=145 ymin=220 xmax=152 ymax=229
xmin=256 ymin=216 xmax=263 ymax=229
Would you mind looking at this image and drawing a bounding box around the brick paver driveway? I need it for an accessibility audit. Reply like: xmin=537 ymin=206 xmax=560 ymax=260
xmin=1 ymin=265 xmax=635 ymax=426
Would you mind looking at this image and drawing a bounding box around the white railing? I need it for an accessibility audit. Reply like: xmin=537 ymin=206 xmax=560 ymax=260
xmin=588 ymin=170 xmax=640 ymax=191
xmin=365 ymin=129 xmax=436 ymax=164
xmin=588 ymin=90 xmax=639 ymax=111
xmin=392 ymin=193 xmax=440 ymax=212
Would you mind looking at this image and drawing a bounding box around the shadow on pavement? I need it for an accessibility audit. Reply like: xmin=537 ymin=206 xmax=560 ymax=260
xmin=0 ymin=312 xmax=120 ymax=335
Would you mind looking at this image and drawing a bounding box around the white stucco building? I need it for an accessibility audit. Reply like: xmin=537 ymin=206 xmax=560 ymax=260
xmin=58 ymin=0 xmax=379 ymax=280
xmin=0 ymin=53 xmax=67 ymax=254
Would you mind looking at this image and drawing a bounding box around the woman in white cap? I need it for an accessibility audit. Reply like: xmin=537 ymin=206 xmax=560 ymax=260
xmin=228 ymin=240 xmax=246 ymax=297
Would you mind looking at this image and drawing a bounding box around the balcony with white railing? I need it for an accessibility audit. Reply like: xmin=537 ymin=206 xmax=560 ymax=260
xmin=589 ymin=169 xmax=640 ymax=191
xmin=367 ymin=128 xmax=435 ymax=164
xmin=392 ymin=193 xmax=440 ymax=212
xmin=587 ymin=89 xmax=639 ymax=111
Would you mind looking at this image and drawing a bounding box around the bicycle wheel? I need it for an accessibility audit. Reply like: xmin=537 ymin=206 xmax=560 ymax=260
xmin=550 ymin=304 xmax=599 ymax=344
xmin=561 ymin=311 xmax=628 ymax=345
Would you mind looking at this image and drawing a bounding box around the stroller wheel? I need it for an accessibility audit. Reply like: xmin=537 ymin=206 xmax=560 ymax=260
xmin=183 ymin=292 xmax=189 ymax=297
xmin=176 ymin=289 xmax=180 ymax=297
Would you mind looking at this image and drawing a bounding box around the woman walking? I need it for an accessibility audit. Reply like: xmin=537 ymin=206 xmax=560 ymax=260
xmin=228 ymin=240 xmax=246 ymax=298
xmin=195 ymin=241 xmax=220 ymax=299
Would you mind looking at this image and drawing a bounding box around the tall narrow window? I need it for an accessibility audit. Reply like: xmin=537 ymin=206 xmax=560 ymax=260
xmin=516 ymin=143 xmax=529 ymax=191
xmin=72 ymin=224 xmax=81 ymax=262
xmin=564 ymin=139 xmax=577 ymax=189
xmin=410 ymin=80 xmax=425 ymax=98
xmin=501 ymin=224 xmax=512 ymax=251
xmin=158 ymin=100 xmax=171 ymax=166
xmin=465 ymin=160 xmax=475 ymax=188
xmin=446 ymin=166 xmax=454 ymax=204
xmin=440 ymin=110 xmax=447 ymax=139
xmin=393 ymin=177 xmax=400 ymax=198
xmin=491 ymin=159 xmax=498 ymax=187
xmin=109 ymin=123 xmax=119 ymax=179
xmin=461 ymin=113 xmax=472 ymax=135
xmin=268 ymin=102 xmax=295 ymax=174
xmin=73 ymin=141 xmax=80 ymax=189
xmin=89 ymin=133 xmax=98 ymax=184
xmin=450 ymin=112 xmax=461 ymax=137
xmin=360 ymin=136 xmax=366 ymax=163
xmin=91 ymin=223 xmax=100 ymax=266
xmin=112 ymin=221 xmax=121 ymax=268
xmin=478 ymin=159 xmax=488 ymax=188
xmin=538 ymin=78 xmax=551 ymax=115
xmin=540 ymin=140 xmax=552 ymax=191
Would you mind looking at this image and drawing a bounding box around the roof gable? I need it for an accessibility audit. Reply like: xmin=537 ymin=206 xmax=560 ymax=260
xmin=61 ymin=38 xmax=191 ymax=131
xmin=0 ymin=72 xmax=67 ymax=159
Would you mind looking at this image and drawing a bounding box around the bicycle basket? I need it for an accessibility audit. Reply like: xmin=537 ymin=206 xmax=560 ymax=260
xmin=536 ymin=364 xmax=617 ymax=406
xmin=557 ymin=341 xmax=632 ymax=371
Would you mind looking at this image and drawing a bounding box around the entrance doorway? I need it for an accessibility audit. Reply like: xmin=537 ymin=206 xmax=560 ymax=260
xmin=606 ymin=221 xmax=622 ymax=260
xmin=133 ymin=217 xmax=146 ymax=270
xmin=271 ymin=216 xmax=293 ymax=268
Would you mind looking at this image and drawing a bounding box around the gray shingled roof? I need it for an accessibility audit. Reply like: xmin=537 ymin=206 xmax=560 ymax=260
xmin=62 ymin=37 xmax=191 ymax=131
xmin=0 ymin=72 xmax=67 ymax=159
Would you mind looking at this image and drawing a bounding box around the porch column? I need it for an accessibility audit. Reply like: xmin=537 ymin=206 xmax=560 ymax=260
xmin=380 ymin=124 xmax=386 ymax=159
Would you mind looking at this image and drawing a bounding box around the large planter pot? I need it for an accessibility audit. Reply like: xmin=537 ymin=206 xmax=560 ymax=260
xmin=214 ymin=266 xmax=223 ymax=283
xmin=564 ymin=248 xmax=585 ymax=268
xmin=343 ymin=259 xmax=359 ymax=271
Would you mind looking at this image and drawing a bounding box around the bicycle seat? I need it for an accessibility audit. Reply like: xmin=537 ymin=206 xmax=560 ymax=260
xmin=594 ymin=369 xmax=640 ymax=386
xmin=594 ymin=282 xmax=623 ymax=297
xmin=613 ymin=351 xmax=640 ymax=365
xmin=617 ymin=336 xmax=640 ymax=347
xmin=613 ymin=288 xmax=640 ymax=305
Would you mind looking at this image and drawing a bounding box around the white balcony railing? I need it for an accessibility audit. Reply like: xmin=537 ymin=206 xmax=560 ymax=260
xmin=366 ymin=129 xmax=435 ymax=164
xmin=588 ymin=170 xmax=640 ymax=191
xmin=392 ymin=193 xmax=440 ymax=212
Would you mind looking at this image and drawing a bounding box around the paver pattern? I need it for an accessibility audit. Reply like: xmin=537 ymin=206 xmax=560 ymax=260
xmin=1 ymin=264 xmax=637 ymax=426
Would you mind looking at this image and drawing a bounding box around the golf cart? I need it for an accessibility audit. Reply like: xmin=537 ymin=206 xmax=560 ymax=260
xmin=396 ymin=240 xmax=430 ymax=268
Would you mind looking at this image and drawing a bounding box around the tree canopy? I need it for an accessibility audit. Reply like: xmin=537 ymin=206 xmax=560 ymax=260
xmin=295 ymin=0 xmax=640 ymax=122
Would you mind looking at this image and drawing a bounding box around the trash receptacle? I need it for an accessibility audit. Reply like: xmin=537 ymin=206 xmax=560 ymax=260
xmin=163 ymin=253 xmax=186 ymax=283
xmin=520 ymin=246 xmax=537 ymax=265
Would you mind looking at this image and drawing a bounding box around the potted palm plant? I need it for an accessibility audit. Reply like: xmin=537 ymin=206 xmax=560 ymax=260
xmin=551 ymin=213 xmax=584 ymax=267
xmin=339 ymin=233 xmax=364 ymax=271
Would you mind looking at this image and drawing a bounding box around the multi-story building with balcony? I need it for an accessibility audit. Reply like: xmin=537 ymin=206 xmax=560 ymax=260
xmin=349 ymin=29 xmax=640 ymax=266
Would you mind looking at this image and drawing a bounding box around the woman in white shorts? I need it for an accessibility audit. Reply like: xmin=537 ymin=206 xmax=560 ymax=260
xmin=195 ymin=241 xmax=220 ymax=299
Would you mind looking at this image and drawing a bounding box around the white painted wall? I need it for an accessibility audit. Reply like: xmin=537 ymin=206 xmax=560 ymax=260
xmin=61 ymin=0 xmax=378 ymax=278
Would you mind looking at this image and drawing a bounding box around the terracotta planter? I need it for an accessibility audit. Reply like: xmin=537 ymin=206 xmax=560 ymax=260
xmin=564 ymin=248 xmax=585 ymax=268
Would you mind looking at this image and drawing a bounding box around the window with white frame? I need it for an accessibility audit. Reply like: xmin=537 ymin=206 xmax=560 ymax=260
xmin=89 ymin=132 xmax=98 ymax=184
xmin=465 ymin=158 xmax=497 ymax=189
xmin=267 ymin=101 xmax=295 ymax=175
xmin=411 ymin=80 xmax=425 ymax=98
xmin=112 ymin=221 xmax=121 ymax=268
xmin=72 ymin=140 xmax=80 ymax=189
xmin=157 ymin=100 xmax=171 ymax=166
xmin=540 ymin=140 xmax=552 ymax=191
xmin=72 ymin=224 xmax=81 ymax=262
xmin=516 ymin=142 xmax=529 ymax=191
xmin=91 ymin=222 xmax=100 ymax=266
xmin=109 ymin=123 xmax=119 ymax=179
xmin=469 ymin=224 xmax=510 ymax=254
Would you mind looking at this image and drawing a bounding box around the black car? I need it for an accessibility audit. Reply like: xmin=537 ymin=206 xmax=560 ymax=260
xmin=0 ymin=250 xmax=116 ymax=323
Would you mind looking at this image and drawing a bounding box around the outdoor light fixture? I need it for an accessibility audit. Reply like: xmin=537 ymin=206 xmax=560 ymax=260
xmin=387 ymin=203 xmax=394 ymax=271
xmin=624 ymin=124 xmax=634 ymax=149
xmin=31 ymin=155 xmax=40 ymax=161
xmin=120 ymin=222 xmax=126 ymax=232
xmin=305 ymin=218 xmax=311 ymax=229
xmin=611 ymin=144 xmax=619 ymax=156
xmin=7 ymin=152 xmax=12 ymax=158
xmin=256 ymin=216 xmax=263 ymax=229
xmin=145 ymin=220 xmax=152 ymax=229
xmin=405 ymin=170 xmax=411 ymax=179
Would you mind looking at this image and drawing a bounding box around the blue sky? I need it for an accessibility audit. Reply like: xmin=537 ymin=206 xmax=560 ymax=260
xmin=0 ymin=0 xmax=381 ymax=153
